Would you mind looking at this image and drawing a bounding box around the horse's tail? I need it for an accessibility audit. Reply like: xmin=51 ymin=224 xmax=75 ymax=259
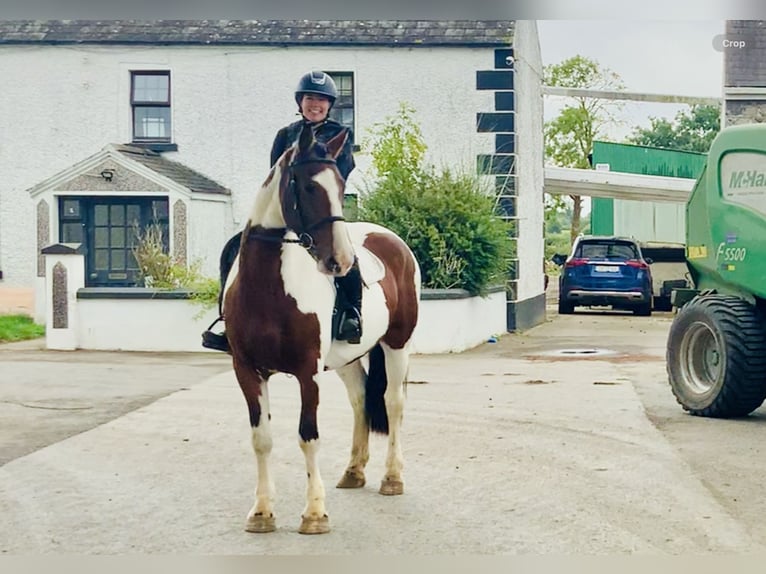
xmin=365 ymin=343 xmax=389 ymax=434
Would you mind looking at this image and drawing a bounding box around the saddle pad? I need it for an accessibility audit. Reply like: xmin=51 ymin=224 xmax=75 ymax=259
xmin=356 ymin=246 xmax=386 ymax=286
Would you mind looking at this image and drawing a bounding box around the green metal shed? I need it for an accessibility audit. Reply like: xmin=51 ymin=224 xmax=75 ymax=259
xmin=590 ymin=141 xmax=706 ymax=241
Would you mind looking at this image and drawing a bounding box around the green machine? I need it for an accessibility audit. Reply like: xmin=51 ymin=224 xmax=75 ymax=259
xmin=668 ymin=124 xmax=766 ymax=417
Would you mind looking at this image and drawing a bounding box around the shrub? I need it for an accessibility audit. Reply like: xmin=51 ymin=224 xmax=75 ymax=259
xmin=132 ymin=223 xmax=219 ymax=312
xmin=359 ymin=104 xmax=512 ymax=296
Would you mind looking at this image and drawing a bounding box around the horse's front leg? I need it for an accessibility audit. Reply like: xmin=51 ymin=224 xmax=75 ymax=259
xmin=297 ymin=372 xmax=330 ymax=534
xmin=233 ymin=361 xmax=276 ymax=533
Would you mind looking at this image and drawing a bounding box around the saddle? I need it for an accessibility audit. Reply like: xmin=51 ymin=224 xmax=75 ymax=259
xmin=330 ymin=246 xmax=386 ymax=341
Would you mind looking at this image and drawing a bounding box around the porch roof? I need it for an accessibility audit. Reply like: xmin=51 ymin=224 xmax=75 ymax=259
xmin=114 ymin=145 xmax=229 ymax=196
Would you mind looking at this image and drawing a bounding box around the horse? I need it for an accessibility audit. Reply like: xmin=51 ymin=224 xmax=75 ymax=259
xmin=222 ymin=124 xmax=421 ymax=535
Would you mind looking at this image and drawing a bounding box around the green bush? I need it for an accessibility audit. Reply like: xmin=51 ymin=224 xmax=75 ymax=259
xmin=132 ymin=223 xmax=219 ymax=312
xmin=358 ymin=104 xmax=512 ymax=296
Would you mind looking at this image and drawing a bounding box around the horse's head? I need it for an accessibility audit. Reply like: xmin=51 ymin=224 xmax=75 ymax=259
xmin=279 ymin=124 xmax=355 ymax=276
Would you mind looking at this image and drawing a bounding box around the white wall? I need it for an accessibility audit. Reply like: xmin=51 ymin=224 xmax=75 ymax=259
xmin=511 ymin=21 xmax=545 ymax=301
xmin=188 ymin=197 xmax=230 ymax=277
xmin=1 ymin=43 xmax=496 ymax=290
xmin=72 ymin=292 xmax=505 ymax=354
xmin=410 ymin=291 xmax=507 ymax=354
xmin=613 ymin=199 xmax=686 ymax=243
xmin=77 ymin=298 xmax=220 ymax=352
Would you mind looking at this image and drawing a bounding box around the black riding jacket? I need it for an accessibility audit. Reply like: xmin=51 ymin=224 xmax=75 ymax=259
xmin=269 ymin=118 xmax=356 ymax=181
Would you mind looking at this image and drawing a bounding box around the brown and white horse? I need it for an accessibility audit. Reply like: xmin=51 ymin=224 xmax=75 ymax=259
xmin=223 ymin=124 xmax=421 ymax=534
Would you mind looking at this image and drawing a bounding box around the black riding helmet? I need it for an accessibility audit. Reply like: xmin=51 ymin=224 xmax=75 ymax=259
xmin=294 ymin=71 xmax=338 ymax=110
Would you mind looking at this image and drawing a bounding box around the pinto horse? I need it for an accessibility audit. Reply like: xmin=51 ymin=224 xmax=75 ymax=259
xmin=223 ymin=124 xmax=421 ymax=535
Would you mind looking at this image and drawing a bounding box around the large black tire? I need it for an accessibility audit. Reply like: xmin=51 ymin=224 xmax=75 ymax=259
xmin=666 ymin=294 xmax=766 ymax=417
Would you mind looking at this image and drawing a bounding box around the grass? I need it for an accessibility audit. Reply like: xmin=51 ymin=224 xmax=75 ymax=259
xmin=0 ymin=314 xmax=45 ymax=343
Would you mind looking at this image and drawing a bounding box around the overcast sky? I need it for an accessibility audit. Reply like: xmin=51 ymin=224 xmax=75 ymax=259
xmin=536 ymin=20 xmax=725 ymax=140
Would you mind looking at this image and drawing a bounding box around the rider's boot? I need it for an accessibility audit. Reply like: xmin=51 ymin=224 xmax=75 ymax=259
xmin=201 ymin=233 xmax=241 ymax=354
xmin=335 ymin=259 xmax=363 ymax=344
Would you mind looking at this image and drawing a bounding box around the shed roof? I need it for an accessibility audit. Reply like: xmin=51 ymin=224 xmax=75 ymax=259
xmin=0 ymin=20 xmax=514 ymax=47
xmin=114 ymin=145 xmax=229 ymax=195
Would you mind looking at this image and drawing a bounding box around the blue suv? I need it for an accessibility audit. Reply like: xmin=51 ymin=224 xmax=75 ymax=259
xmin=553 ymin=235 xmax=653 ymax=316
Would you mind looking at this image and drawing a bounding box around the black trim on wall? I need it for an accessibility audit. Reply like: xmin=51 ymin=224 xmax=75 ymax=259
xmin=494 ymin=48 xmax=514 ymax=69
xmin=477 ymin=154 xmax=515 ymax=175
xmin=477 ymin=45 xmax=524 ymax=333
xmin=496 ymin=195 xmax=515 ymax=218
xmin=477 ymin=112 xmax=515 ymax=132
xmin=495 ymin=133 xmax=515 ymax=153
xmin=507 ymin=293 xmax=547 ymax=332
xmin=495 ymin=175 xmax=516 ymax=195
xmin=476 ymin=70 xmax=514 ymax=90
xmin=494 ymin=91 xmax=515 ymax=111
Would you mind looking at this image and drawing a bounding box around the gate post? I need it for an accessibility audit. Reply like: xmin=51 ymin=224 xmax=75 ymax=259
xmin=41 ymin=243 xmax=85 ymax=350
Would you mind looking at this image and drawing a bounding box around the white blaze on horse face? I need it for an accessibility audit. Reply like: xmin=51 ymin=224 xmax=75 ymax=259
xmin=312 ymin=169 xmax=355 ymax=275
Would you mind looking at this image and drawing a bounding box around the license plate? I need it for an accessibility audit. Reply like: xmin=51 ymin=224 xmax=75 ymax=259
xmin=594 ymin=265 xmax=619 ymax=273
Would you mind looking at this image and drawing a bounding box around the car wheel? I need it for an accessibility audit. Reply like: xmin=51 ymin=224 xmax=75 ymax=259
xmin=633 ymin=302 xmax=652 ymax=316
xmin=558 ymin=297 xmax=575 ymax=315
xmin=666 ymin=294 xmax=766 ymax=417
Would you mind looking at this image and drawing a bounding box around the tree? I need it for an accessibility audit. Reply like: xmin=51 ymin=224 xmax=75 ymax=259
xmin=544 ymin=55 xmax=625 ymax=244
xmin=626 ymin=104 xmax=720 ymax=153
xmin=359 ymin=104 xmax=512 ymax=295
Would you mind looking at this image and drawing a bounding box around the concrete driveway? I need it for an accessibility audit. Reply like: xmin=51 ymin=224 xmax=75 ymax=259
xmin=1 ymin=309 xmax=765 ymax=554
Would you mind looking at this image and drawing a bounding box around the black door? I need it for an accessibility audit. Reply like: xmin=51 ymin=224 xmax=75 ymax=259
xmin=59 ymin=196 xmax=169 ymax=287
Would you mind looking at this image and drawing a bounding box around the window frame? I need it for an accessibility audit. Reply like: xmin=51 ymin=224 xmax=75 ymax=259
xmin=130 ymin=70 xmax=172 ymax=144
xmin=327 ymin=71 xmax=355 ymax=134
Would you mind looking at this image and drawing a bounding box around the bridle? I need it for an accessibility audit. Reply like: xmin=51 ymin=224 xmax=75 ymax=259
xmin=248 ymin=156 xmax=346 ymax=258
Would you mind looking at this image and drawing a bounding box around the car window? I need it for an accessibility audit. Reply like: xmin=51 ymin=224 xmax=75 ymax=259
xmin=576 ymin=242 xmax=638 ymax=260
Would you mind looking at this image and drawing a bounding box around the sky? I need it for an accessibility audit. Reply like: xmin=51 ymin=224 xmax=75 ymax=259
xmin=536 ymin=20 xmax=725 ymax=141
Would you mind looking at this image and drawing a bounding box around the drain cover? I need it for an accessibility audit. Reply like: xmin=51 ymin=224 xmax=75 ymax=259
xmin=539 ymin=348 xmax=618 ymax=358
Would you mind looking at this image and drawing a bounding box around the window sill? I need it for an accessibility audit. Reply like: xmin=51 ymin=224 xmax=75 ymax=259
xmin=129 ymin=142 xmax=178 ymax=153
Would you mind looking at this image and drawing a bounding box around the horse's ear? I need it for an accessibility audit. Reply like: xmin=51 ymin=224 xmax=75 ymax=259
xmin=326 ymin=128 xmax=349 ymax=160
xmin=298 ymin=123 xmax=314 ymax=152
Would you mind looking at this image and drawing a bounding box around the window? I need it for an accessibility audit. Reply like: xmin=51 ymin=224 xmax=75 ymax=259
xmin=59 ymin=196 xmax=169 ymax=287
xmin=131 ymin=71 xmax=171 ymax=142
xmin=327 ymin=72 xmax=354 ymax=132
xmin=577 ymin=241 xmax=639 ymax=261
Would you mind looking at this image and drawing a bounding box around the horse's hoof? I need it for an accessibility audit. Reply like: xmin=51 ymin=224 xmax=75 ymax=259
xmin=299 ymin=514 xmax=330 ymax=535
xmin=379 ymin=479 xmax=404 ymax=496
xmin=245 ymin=513 xmax=276 ymax=533
xmin=336 ymin=470 xmax=366 ymax=489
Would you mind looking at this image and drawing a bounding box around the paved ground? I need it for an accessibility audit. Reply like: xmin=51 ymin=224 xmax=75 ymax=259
xmin=3 ymin=305 xmax=766 ymax=554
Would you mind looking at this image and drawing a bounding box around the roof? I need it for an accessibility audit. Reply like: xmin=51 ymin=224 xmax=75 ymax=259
xmin=0 ymin=20 xmax=514 ymax=47
xmin=114 ymin=145 xmax=229 ymax=195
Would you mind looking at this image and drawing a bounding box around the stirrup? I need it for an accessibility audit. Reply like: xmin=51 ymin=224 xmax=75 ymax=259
xmin=201 ymin=329 xmax=230 ymax=353
xmin=336 ymin=308 xmax=362 ymax=344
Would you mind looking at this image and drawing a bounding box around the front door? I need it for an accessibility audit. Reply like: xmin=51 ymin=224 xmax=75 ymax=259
xmin=59 ymin=196 xmax=169 ymax=287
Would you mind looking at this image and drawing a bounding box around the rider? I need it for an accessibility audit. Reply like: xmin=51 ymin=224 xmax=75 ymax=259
xmin=201 ymin=70 xmax=363 ymax=353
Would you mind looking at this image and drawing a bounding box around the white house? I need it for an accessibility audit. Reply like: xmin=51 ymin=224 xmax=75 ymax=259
xmin=0 ymin=19 xmax=545 ymax=339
